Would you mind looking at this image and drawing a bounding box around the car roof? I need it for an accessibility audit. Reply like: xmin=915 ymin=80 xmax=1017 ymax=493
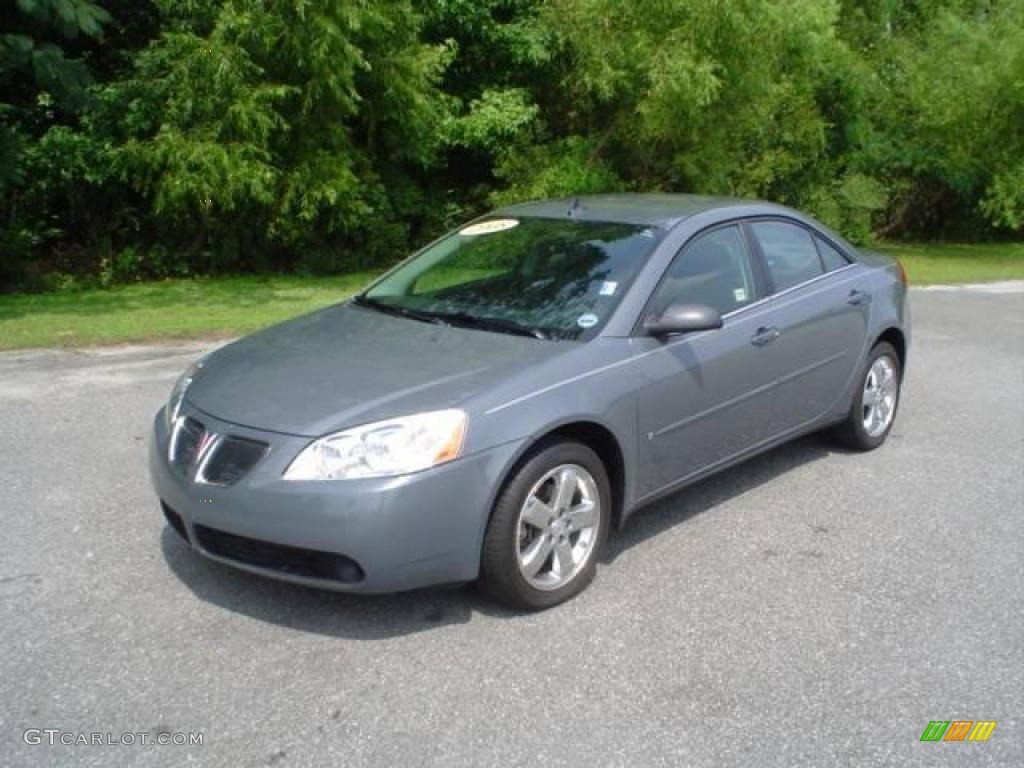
xmin=493 ymin=193 xmax=768 ymax=229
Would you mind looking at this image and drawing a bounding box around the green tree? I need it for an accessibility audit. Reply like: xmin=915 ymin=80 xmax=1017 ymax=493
xmin=866 ymin=3 xmax=1024 ymax=235
xmin=495 ymin=1 xmax=850 ymax=215
xmin=0 ymin=0 xmax=111 ymax=285
xmin=107 ymin=0 xmax=452 ymax=272
xmin=1 ymin=0 xmax=1021 ymax=292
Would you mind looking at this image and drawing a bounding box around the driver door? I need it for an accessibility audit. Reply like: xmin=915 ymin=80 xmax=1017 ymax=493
xmin=633 ymin=224 xmax=778 ymax=499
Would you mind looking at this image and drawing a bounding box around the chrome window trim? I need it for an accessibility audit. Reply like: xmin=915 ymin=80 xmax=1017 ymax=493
xmin=718 ymin=262 xmax=859 ymax=322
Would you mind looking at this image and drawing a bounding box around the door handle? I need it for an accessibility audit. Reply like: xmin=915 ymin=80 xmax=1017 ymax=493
xmin=847 ymin=289 xmax=870 ymax=306
xmin=751 ymin=326 xmax=780 ymax=347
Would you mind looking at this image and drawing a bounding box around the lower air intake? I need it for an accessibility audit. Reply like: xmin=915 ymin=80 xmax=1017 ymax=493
xmin=193 ymin=524 xmax=365 ymax=584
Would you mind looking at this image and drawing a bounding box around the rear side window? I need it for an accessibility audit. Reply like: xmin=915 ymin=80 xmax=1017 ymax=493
xmin=751 ymin=221 xmax=824 ymax=292
xmin=815 ymin=236 xmax=850 ymax=271
xmin=649 ymin=225 xmax=758 ymax=317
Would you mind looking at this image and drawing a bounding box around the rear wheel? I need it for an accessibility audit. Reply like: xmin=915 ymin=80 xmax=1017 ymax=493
xmin=479 ymin=440 xmax=610 ymax=610
xmin=832 ymin=341 xmax=902 ymax=451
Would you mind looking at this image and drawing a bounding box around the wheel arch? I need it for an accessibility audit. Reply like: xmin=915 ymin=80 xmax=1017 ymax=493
xmin=875 ymin=326 xmax=907 ymax=370
xmin=491 ymin=418 xmax=629 ymax=533
xmin=543 ymin=421 xmax=627 ymax=529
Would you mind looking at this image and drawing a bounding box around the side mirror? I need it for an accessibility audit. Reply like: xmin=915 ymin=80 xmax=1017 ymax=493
xmin=644 ymin=302 xmax=723 ymax=337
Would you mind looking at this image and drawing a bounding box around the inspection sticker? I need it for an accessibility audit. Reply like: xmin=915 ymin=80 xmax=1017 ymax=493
xmin=577 ymin=313 xmax=599 ymax=328
xmin=599 ymin=281 xmax=618 ymax=296
xmin=459 ymin=218 xmax=519 ymax=236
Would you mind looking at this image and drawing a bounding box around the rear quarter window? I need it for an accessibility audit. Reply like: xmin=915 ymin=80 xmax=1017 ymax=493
xmin=815 ymin=236 xmax=851 ymax=271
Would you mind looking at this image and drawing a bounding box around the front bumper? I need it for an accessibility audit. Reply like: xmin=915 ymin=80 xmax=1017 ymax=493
xmin=149 ymin=406 xmax=523 ymax=593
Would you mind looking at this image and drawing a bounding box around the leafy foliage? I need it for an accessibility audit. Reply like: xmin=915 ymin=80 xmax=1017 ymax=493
xmin=1 ymin=0 xmax=1022 ymax=291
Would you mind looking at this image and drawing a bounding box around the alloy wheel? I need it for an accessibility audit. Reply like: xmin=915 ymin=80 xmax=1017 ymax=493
xmin=515 ymin=464 xmax=601 ymax=591
xmin=862 ymin=355 xmax=899 ymax=438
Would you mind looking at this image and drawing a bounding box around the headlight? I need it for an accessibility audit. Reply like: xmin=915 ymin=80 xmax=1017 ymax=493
xmin=283 ymin=409 xmax=467 ymax=481
xmin=164 ymin=359 xmax=204 ymax=428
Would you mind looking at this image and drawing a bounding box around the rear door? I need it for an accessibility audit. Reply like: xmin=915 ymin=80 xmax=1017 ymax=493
xmin=634 ymin=224 xmax=777 ymax=498
xmin=744 ymin=219 xmax=871 ymax=438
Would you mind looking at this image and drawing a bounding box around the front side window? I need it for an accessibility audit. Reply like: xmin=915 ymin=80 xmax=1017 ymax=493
xmin=360 ymin=217 xmax=662 ymax=340
xmin=649 ymin=225 xmax=758 ymax=318
xmin=751 ymin=221 xmax=824 ymax=292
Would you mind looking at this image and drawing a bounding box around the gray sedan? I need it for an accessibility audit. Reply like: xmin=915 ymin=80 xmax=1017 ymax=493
xmin=150 ymin=194 xmax=909 ymax=609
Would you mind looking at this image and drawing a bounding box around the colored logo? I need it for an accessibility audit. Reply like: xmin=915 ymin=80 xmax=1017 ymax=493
xmin=920 ymin=721 xmax=997 ymax=742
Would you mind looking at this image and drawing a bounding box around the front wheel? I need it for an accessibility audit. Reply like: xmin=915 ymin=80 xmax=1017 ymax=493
xmin=479 ymin=440 xmax=611 ymax=610
xmin=832 ymin=341 xmax=902 ymax=451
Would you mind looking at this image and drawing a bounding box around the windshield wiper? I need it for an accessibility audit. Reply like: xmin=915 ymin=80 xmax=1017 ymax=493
xmin=353 ymin=295 xmax=447 ymax=326
xmin=354 ymin=297 xmax=549 ymax=339
xmin=432 ymin=311 xmax=550 ymax=340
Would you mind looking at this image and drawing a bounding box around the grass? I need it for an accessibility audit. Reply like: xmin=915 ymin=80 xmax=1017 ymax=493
xmin=0 ymin=273 xmax=378 ymax=350
xmin=880 ymin=241 xmax=1024 ymax=285
xmin=0 ymin=241 xmax=1021 ymax=350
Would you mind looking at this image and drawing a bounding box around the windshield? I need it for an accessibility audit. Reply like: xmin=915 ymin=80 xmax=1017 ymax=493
xmin=360 ymin=216 xmax=662 ymax=340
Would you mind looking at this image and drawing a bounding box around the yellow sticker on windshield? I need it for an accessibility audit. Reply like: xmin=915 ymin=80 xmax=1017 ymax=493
xmin=459 ymin=219 xmax=520 ymax=236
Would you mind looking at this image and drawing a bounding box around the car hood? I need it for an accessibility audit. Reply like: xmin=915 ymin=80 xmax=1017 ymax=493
xmin=185 ymin=302 xmax=570 ymax=436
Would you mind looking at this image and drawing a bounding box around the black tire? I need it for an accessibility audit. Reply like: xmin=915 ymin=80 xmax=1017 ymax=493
xmin=831 ymin=341 xmax=902 ymax=451
xmin=479 ymin=439 xmax=611 ymax=610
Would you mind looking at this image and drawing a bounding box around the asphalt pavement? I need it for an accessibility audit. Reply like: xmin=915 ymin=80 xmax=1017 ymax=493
xmin=0 ymin=284 xmax=1021 ymax=767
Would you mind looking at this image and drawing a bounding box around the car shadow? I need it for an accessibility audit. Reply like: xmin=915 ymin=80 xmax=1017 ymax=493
xmin=602 ymin=433 xmax=839 ymax=563
xmin=161 ymin=528 xmax=520 ymax=640
xmin=161 ymin=432 xmax=839 ymax=639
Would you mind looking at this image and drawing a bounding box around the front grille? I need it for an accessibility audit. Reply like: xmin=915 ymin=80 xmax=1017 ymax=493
xmin=170 ymin=417 xmax=206 ymax=467
xmin=193 ymin=524 xmax=365 ymax=583
xmin=201 ymin=436 xmax=268 ymax=486
xmin=170 ymin=414 xmax=267 ymax=485
xmin=161 ymin=501 xmax=190 ymax=543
